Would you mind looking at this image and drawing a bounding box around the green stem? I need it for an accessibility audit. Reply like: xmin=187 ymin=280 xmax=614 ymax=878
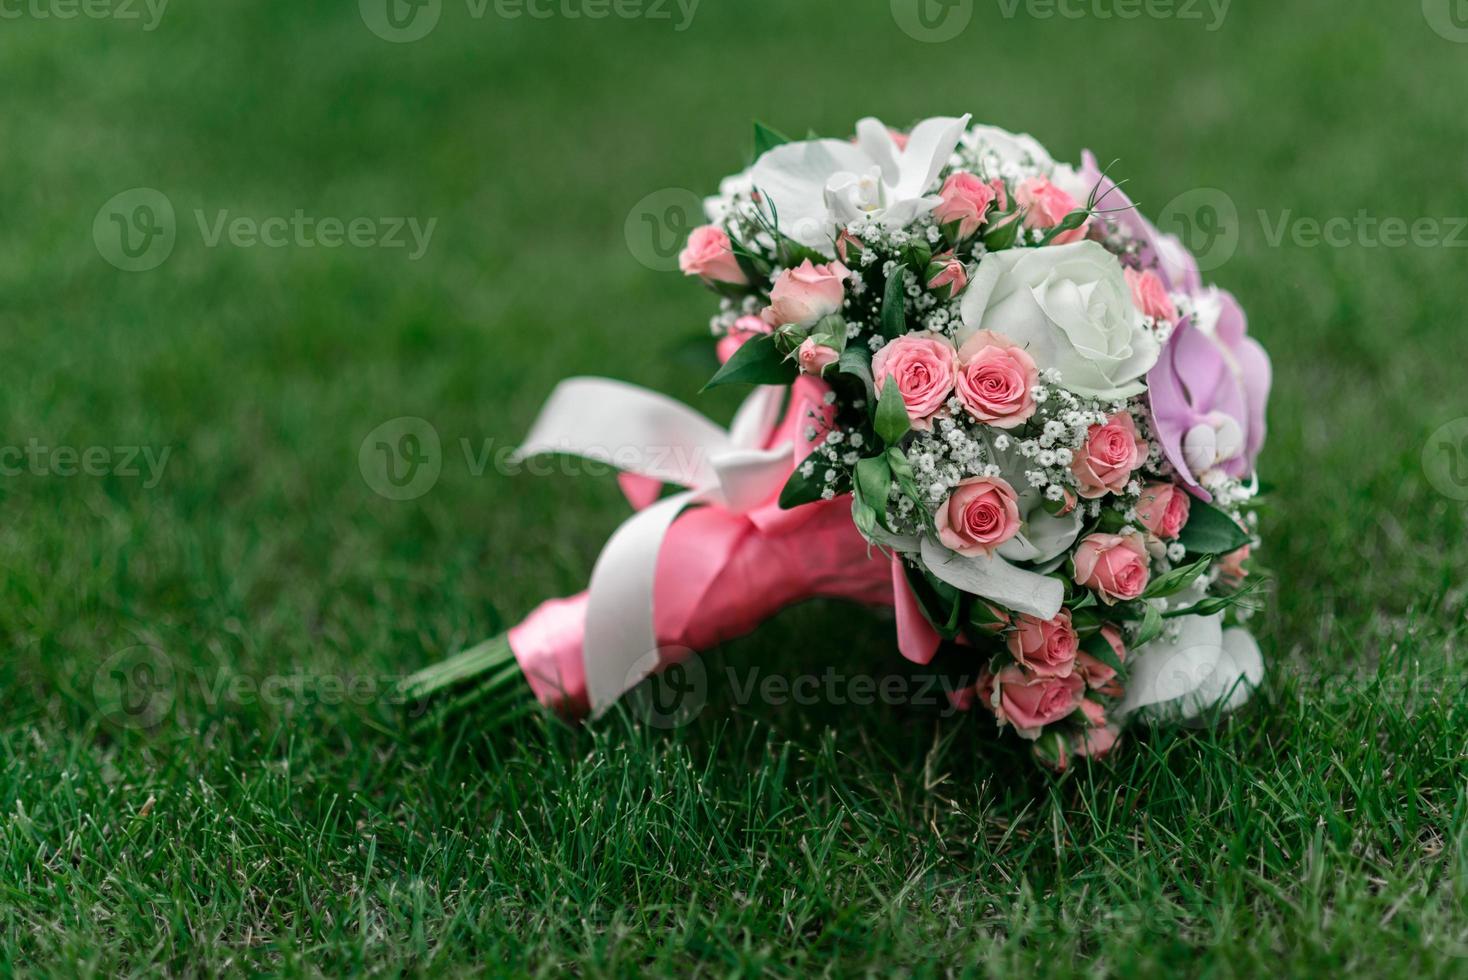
xmin=399 ymin=633 xmax=519 ymax=701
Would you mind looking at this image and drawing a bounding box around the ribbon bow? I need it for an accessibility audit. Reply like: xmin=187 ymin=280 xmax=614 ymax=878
xmin=512 ymin=378 xmax=794 ymax=715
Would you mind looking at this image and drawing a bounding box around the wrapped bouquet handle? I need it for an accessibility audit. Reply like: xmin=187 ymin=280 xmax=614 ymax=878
xmin=403 ymin=376 xmax=896 ymax=719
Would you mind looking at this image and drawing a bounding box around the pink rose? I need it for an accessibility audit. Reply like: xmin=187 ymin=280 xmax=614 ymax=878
xmin=1219 ymin=544 xmax=1251 ymax=588
xmin=1071 ymin=412 xmax=1148 ymax=499
xmin=762 ymin=259 xmax=849 ymax=328
xmin=1074 ymin=724 xmax=1121 ymax=760
xmin=926 ymin=253 xmax=968 ymax=300
xmin=1135 ymin=482 xmax=1191 ymax=540
xmin=1015 ymin=176 xmax=1089 ymax=244
xmin=1007 ymin=609 xmax=1079 ymax=679
xmin=989 ymin=666 xmax=1086 ymax=738
xmin=888 ymin=128 xmax=910 ymax=150
xmin=1075 ymin=624 xmax=1126 ymax=694
xmin=936 ymin=476 xmax=1021 ymax=557
xmin=933 ymin=171 xmax=997 ymax=239
xmin=796 ymin=337 xmax=840 ymax=377
xmin=954 ymin=330 xmax=1038 ymax=429
xmin=836 ymin=230 xmax=865 ymax=265
xmin=1124 ymin=267 xmax=1178 ymax=322
xmin=716 ymin=315 xmax=771 ymax=365
xmin=1073 ymin=533 xmax=1151 ymax=604
xmin=871 ymin=332 xmax=959 ymax=431
xmin=679 ymin=225 xmax=747 ymax=285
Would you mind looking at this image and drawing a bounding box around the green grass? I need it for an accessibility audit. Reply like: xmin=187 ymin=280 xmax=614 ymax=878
xmin=3 ymin=0 xmax=1467 ymax=974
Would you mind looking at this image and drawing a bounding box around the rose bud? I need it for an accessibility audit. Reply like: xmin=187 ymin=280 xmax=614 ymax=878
xmin=679 ymin=225 xmax=748 ymax=286
xmin=926 ymin=253 xmax=969 ymax=301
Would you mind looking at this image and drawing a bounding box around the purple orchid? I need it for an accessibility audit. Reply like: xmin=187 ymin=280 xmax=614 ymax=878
xmin=1146 ymin=288 xmax=1271 ymax=499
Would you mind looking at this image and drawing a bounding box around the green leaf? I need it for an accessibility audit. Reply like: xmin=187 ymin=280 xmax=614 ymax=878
xmin=1178 ymin=499 xmax=1252 ymax=555
xmin=970 ymin=601 xmax=1007 ymax=631
xmin=752 ymin=121 xmax=790 ymax=159
xmin=1163 ymin=582 xmax=1264 ymax=620
xmin=1132 ymin=603 xmax=1164 ymax=648
xmin=1143 ymin=555 xmax=1215 ymax=600
xmin=880 ymin=268 xmax=908 ymax=339
xmin=837 ymin=346 xmax=875 ymax=401
xmin=1080 ymin=631 xmax=1125 ymax=675
xmin=855 ymin=455 xmax=892 ymax=530
xmin=875 ymin=375 xmax=911 ymax=446
xmin=906 ymin=564 xmax=963 ymax=637
xmin=703 ymin=333 xmax=796 ymax=390
xmin=778 ymin=461 xmax=826 ymax=510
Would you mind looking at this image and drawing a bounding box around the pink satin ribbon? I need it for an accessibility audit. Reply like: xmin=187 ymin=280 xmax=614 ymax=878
xmin=509 ymin=493 xmax=895 ymax=716
xmin=509 ymin=375 xmax=918 ymax=716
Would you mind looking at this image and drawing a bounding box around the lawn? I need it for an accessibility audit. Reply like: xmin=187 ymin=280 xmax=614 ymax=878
xmin=2 ymin=0 xmax=1467 ymax=974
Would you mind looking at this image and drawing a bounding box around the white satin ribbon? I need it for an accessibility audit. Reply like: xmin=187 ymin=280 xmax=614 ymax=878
xmin=512 ymin=378 xmax=791 ymax=716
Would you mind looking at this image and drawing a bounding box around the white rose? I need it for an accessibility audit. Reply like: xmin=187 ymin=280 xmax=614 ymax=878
xmin=958 ymin=241 xmax=1160 ymax=400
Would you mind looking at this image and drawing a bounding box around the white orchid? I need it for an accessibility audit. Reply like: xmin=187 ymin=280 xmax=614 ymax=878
xmin=748 ymin=114 xmax=971 ymax=252
xmin=1118 ymin=612 xmax=1265 ymax=722
xmin=958 ymin=124 xmax=1056 ymax=176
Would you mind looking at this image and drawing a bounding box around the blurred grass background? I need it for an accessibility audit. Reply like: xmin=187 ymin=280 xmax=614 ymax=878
xmin=2 ymin=0 xmax=1467 ymax=974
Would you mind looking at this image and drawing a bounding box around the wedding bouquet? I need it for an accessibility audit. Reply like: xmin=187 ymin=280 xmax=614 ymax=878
xmin=406 ymin=114 xmax=1272 ymax=768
